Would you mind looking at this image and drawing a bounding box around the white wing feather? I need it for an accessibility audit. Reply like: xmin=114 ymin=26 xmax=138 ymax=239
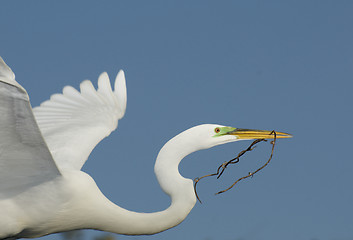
xmin=33 ymin=70 xmax=127 ymax=171
xmin=0 ymin=57 xmax=60 ymax=198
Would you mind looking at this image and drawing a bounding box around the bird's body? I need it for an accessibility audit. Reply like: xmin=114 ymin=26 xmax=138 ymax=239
xmin=0 ymin=57 xmax=291 ymax=239
xmin=0 ymin=170 xmax=91 ymax=238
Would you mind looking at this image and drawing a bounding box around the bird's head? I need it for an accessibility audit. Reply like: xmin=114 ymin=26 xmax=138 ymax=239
xmin=186 ymin=124 xmax=292 ymax=150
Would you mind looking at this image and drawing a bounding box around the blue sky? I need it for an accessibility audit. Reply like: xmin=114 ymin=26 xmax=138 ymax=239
xmin=1 ymin=1 xmax=353 ymax=240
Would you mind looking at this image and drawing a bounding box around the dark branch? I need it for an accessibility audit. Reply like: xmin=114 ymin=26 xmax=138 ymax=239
xmin=194 ymin=131 xmax=277 ymax=203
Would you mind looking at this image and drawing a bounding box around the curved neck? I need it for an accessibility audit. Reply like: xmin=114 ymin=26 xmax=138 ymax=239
xmin=89 ymin=130 xmax=198 ymax=235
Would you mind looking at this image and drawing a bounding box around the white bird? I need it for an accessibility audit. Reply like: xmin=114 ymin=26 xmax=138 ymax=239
xmin=0 ymin=57 xmax=291 ymax=239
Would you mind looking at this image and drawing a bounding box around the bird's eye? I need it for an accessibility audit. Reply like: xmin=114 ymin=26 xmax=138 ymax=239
xmin=214 ymin=127 xmax=220 ymax=133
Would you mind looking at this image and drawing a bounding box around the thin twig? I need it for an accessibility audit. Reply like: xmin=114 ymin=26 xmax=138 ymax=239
xmin=193 ymin=138 xmax=265 ymax=203
xmin=216 ymin=139 xmax=266 ymax=179
xmin=217 ymin=131 xmax=277 ymax=194
xmin=194 ymin=131 xmax=277 ymax=203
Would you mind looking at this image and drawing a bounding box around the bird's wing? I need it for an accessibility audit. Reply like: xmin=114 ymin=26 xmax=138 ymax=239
xmin=0 ymin=57 xmax=61 ymax=198
xmin=33 ymin=70 xmax=127 ymax=171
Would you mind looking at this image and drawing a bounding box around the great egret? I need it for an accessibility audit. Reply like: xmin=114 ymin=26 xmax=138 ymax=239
xmin=0 ymin=56 xmax=291 ymax=239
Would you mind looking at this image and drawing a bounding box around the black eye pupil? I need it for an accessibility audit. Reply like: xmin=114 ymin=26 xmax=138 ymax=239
xmin=215 ymin=128 xmax=220 ymax=133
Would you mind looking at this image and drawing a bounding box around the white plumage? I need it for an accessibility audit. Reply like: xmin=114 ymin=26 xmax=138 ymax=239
xmin=0 ymin=56 xmax=290 ymax=239
xmin=33 ymin=71 xmax=126 ymax=170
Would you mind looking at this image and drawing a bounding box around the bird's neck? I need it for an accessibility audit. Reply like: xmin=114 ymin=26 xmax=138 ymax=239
xmin=89 ymin=130 xmax=198 ymax=235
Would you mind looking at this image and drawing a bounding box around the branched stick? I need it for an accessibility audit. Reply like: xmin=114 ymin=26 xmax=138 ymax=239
xmin=194 ymin=131 xmax=277 ymax=203
xmin=216 ymin=138 xmax=266 ymax=179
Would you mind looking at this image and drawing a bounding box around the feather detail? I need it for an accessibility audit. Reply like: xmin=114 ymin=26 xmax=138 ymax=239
xmin=33 ymin=70 xmax=127 ymax=170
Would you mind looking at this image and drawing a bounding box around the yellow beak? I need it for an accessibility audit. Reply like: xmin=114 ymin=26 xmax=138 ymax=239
xmin=228 ymin=128 xmax=292 ymax=140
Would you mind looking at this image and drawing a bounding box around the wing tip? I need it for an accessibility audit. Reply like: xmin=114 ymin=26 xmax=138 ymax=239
xmin=0 ymin=56 xmax=16 ymax=81
xmin=114 ymin=69 xmax=127 ymax=118
xmin=0 ymin=56 xmax=27 ymax=93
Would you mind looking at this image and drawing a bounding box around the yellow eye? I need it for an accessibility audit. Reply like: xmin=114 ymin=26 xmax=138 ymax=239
xmin=214 ymin=127 xmax=221 ymax=133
